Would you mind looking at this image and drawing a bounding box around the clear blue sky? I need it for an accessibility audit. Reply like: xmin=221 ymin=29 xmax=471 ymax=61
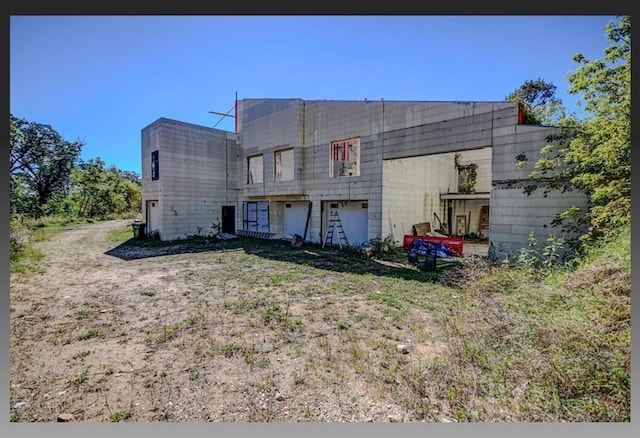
xmin=10 ymin=15 xmax=617 ymax=174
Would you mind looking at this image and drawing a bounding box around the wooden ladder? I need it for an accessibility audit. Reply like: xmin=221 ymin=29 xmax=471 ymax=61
xmin=323 ymin=211 xmax=349 ymax=249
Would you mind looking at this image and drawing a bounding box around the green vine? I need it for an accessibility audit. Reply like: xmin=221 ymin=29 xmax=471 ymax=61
xmin=454 ymin=153 xmax=478 ymax=193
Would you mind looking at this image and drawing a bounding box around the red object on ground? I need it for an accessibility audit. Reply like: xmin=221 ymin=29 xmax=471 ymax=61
xmin=403 ymin=235 xmax=464 ymax=256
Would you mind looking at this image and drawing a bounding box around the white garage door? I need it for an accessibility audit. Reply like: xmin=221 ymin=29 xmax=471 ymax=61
xmin=326 ymin=201 xmax=369 ymax=247
xmin=283 ymin=202 xmax=310 ymax=239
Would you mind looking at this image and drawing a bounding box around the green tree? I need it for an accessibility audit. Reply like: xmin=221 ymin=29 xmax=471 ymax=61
xmin=70 ymin=158 xmax=142 ymax=219
xmin=524 ymin=16 xmax=631 ymax=242
xmin=10 ymin=114 xmax=84 ymax=217
xmin=506 ymin=78 xmax=566 ymax=125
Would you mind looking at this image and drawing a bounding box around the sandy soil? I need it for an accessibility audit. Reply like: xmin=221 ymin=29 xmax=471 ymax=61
xmin=9 ymin=220 xmax=415 ymax=422
xmin=10 ymin=219 xmax=493 ymax=423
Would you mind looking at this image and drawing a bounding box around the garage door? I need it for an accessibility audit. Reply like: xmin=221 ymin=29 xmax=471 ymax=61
xmin=283 ymin=202 xmax=310 ymax=239
xmin=326 ymin=201 xmax=368 ymax=246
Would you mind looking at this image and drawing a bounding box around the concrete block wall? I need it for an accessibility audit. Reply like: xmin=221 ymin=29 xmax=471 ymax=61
xmin=489 ymin=188 xmax=587 ymax=261
xmin=140 ymin=122 xmax=162 ymax=202
xmin=383 ymin=106 xmax=517 ymax=160
xmin=239 ymin=99 xmax=305 ymax=198
xmin=141 ymin=118 xmax=240 ymax=240
xmin=238 ymin=99 xmax=304 ymax=152
xmin=141 ymin=122 xmax=163 ymax=233
xmin=235 ymin=100 xmax=516 ymax=245
xmin=142 ymin=99 xmax=584 ymax=254
xmin=291 ymin=101 xmax=513 ymax=245
xmin=297 ymin=133 xmax=384 ymax=245
xmin=302 ymin=100 xmax=512 ymax=149
xmin=491 ymin=124 xmax=558 ymax=182
xmin=243 ymin=144 xmax=304 ymax=198
xmin=489 ymin=124 xmax=588 ymax=261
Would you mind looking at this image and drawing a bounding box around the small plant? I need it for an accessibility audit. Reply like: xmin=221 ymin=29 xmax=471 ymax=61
xmin=186 ymin=315 xmax=199 ymax=325
xmin=189 ymin=370 xmax=201 ymax=381
xmin=75 ymin=309 xmax=92 ymax=320
xmin=222 ymin=342 xmax=239 ymax=358
xmin=140 ymin=289 xmax=157 ymax=297
xmin=515 ymin=232 xmax=567 ymax=270
xmin=109 ymin=410 xmax=132 ymax=422
xmin=367 ymin=234 xmax=399 ymax=258
xmin=156 ymin=408 xmax=172 ymax=421
xmin=291 ymin=370 xmax=305 ymax=385
xmin=211 ymin=221 xmax=222 ymax=236
xmin=72 ymin=370 xmax=89 ymax=385
xmin=157 ymin=323 xmax=180 ymax=343
xmin=78 ymin=328 xmax=103 ymax=340
xmin=72 ymin=350 xmax=91 ymax=359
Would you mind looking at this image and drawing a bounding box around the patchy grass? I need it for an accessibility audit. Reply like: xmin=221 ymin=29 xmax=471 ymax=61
xmin=109 ymin=410 xmax=133 ymax=422
xmin=107 ymin=223 xmax=135 ymax=244
xmin=156 ymin=323 xmax=180 ymax=344
xmin=10 ymin=220 xmax=630 ymax=422
xmin=140 ymin=289 xmax=157 ymax=297
xmin=415 ymin=225 xmax=631 ymax=422
xmin=78 ymin=328 xmax=103 ymax=341
xmin=10 ymin=245 xmax=45 ymax=274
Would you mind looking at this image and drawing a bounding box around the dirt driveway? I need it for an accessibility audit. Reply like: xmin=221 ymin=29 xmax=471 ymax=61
xmin=11 ymin=219 xmax=480 ymax=423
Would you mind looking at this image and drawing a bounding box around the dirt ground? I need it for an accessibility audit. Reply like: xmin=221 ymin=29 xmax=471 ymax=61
xmin=10 ymin=219 xmax=489 ymax=423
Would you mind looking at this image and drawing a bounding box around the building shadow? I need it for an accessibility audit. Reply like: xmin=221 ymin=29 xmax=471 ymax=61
xmin=104 ymin=236 xmax=451 ymax=282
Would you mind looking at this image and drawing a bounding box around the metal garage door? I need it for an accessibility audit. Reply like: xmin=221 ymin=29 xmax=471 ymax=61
xmin=283 ymin=202 xmax=309 ymax=239
xmin=325 ymin=201 xmax=368 ymax=246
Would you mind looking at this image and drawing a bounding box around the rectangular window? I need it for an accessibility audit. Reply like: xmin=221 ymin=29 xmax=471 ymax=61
xmin=247 ymin=155 xmax=263 ymax=184
xmin=243 ymin=201 xmax=270 ymax=232
xmin=329 ymin=137 xmax=360 ymax=177
xmin=274 ymin=148 xmax=294 ymax=181
xmin=151 ymin=150 xmax=159 ymax=181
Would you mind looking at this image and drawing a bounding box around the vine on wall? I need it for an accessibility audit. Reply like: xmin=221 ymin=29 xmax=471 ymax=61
xmin=454 ymin=153 xmax=478 ymax=193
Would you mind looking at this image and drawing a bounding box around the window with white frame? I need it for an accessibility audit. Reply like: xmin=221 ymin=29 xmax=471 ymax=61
xmin=274 ymin=148 xmax=294 ymax=181
xmin=247 ymin=154 xmax=263 ymax=184
xmin=330 ymin=138 xmax=360 ymax=177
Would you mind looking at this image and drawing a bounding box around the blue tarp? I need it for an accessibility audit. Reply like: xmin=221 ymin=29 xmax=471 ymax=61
xmin=408 ymin=239 xmax=455 ymax=259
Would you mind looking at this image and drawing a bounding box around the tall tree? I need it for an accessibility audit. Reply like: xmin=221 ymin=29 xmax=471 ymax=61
xmin=70 ymin=158 xmax=142 ymax=218
xmin=10 ymin=114 xmax=84 ymax=216
xmin=506 ymin=78 xmax=566 ymax=125
xmin=524 ymin=16 xmax=631 ymax=242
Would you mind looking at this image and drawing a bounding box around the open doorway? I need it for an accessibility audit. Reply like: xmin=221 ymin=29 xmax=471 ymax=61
xmin=221 ymin=206 xmax=235 ymax=234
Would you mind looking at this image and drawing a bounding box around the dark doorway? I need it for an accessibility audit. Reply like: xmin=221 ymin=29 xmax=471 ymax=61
xmin=222 ymin=206 xmax=236 ymax=234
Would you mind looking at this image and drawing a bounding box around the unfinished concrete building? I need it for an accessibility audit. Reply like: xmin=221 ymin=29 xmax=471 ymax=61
xmin=141 ymin=98 xmax=586 ymax=261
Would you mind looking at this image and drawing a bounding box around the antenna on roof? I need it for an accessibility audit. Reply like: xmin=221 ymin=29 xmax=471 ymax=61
xmin=209 ymin=91 xmax=238 ymax=131
xmin=208 ymin=107 xmax=235 ymax=128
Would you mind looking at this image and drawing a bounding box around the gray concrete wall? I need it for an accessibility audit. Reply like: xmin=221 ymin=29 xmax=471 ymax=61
xmin=141 ymin=121 xmax=163 ymax=234
xmin=141 ymin=118 xmax=240 ymax=240
xmin=291 ymin=101 xmax=511 ymax=245
xmin=382 ymin=105 xmax=518 ymax=160
xmin=489 ymin=188 xmax=587 ymax=261
xmin=239 ymin=99 xmax=305 ymax=199
xmin=142 ymin=99 xmax=585 ymax=255
xmin=489 ymin=124 xmax=588 ymax=261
